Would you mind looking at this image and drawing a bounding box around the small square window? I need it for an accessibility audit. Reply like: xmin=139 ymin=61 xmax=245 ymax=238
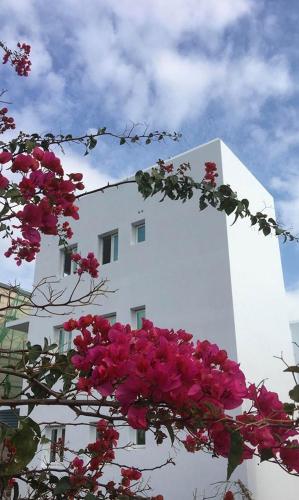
xmin=62 ymin=245 xmax=78 ymax=276
xmin=57 ymin=328 xmax=72 ymax=354
xmin=101 ymin=232 xmax=118 ymax=264
xmin=103 ymin=313 xmax=116 ymax=325
xmin=128 ymin=427 xmax=146 ymax=447
xmin=48 ymin=426 xmax=65 ymax=462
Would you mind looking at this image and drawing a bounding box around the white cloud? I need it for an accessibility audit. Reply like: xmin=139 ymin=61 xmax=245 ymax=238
xmin=270 ymin=174 xmax=299 ymax=234
xmin=0 ymin=0 xmax=298 ymax=290
xmin=58 ymin=149 xmax=117 ymax=191
xmin=286 ymin=286 xmax=299 ymax=322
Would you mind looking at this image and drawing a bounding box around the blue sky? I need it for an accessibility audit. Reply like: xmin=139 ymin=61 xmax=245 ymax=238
xmin=1 ymin=0 xmax=299 ymax=319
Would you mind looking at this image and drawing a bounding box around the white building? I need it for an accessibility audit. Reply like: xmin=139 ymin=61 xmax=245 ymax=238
xmin=17 ymin=139 xmax=299 ymax=499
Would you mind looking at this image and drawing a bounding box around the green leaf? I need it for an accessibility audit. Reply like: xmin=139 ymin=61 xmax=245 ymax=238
xmin=25 ymin=140 xmax=36 ymax=153
xmin=85 ymin=494 xmax=98 ymax=500
xmin=89 ymin=136 xmax=97 ymax=150
xmin=227 ymin=430 xmax=243 ymax=480
xmin=164 ymin=422 xmax=175 ymax=445
xmin=241 ymin=198 xmax=249 ymax=210
xmin=289 ymin=385 xmax=299 ymax=402
xmin=262 ymin=225 xmax=271 ymax=236
xmin=283 ymin=402 xmax=296 ymax=415
xmin=120 ymin=137 xmax=126 ymax=145
xmin=260 ymin=448 xmax=274 ymax=462
xmin=219 ymin=185 xmax=233 ymax=196
xmin=54 ymin=476 xmax=72 ymax=494
xmin=28 ymin=344 xmax=42 ymax=362
xmin=199 ymin=197 xmax=208 ymax=211
xmin=5 ymin=420 xmax=40 ymax=475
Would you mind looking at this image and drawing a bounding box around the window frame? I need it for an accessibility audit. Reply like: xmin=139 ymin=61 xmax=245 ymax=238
xmin=56 ymin=327 xmax=72 ymax=354
xmin=102 ymin=313 xmax=117 ymax=325
xmin=100 ymin=231 xmax=119 ymax=265
xmin=128 ymin=427 xmax=146 ymax=448
xmin=131 ymin=307 xmax=146 ymax=330
xmin=48 ymin=425 xmax=66 ymax=463
xmin=132 ymin=219 xmax=145 ymax=244
xmin=61 ymin=244 xmax=78 ymax=277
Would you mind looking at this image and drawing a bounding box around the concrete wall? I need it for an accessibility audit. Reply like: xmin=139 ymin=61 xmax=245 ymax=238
xmin=290 ymin=321 xmax=299 ymax=365
xmin=25 ymin=139 xmax=297 ymax=499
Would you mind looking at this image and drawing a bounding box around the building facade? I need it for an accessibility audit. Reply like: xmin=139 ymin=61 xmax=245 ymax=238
xmin=0 ymin=282 xmax=30 ymax=401
xmin=20 ymin=139 xmax=298 ymax=499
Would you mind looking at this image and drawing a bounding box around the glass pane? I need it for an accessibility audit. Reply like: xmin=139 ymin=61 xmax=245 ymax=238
xmin=50 ymin=428 xmax=58 ymax=462
xmin=59 ymin=428 xmax=65 ymax=461
xmin=104 ymin=315 xmax=116 ymax=325
xmin=137 ymin=224 xmax=145 ymax=243
xmin=63 ymin=250 xmax=72 ymax=275
xmin=136 ymin=309 xmax=145 ymax=329
xmin=113 ymin=233 xmax=118 ymax=261
xmin=58 ymin=330 xmax=65 ymax=353
xmin=102 ymin=236 xmax=111 ymax=264
xmin=136 ymin=429 xmax=146 ymax=445
xmin=67 ymin=331 xmax=72 ymax=351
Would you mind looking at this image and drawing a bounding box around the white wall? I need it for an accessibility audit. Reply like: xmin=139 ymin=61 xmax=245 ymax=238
xmin=221 ymin=141 xmax=298 ymax=499
xmin=290 ymin=321 xmax=299 ymax=365
xmin=24 ymin=139 xmax=297 ymax=499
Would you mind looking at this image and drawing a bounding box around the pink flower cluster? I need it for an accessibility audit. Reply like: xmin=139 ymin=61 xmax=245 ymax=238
xmin=3 ymin=42 xmax=31 ymax=76
xmin=68 ymin=419 xmax=161 ymax=499
xmin=67 ymin=316 xmax=299 ymax=474
xmin=203 ymin=161 xmax=218 ymax=186
xmin=0 ymin=107 xmax=16 ymax=134
xmin=1 ymin=147 xmax=83 ymax=264
xmin=69 ymin=317 xmax=247 ymax=427
xmin=71 ymin=252 xmax=100 ymax=278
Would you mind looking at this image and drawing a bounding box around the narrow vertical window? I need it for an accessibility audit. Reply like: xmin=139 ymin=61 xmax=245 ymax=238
xmin=112 ymin=233 xmax=118 ymax=261
xmin=49 ymin=426 xmax=65 ymax=462
xmin=101 ymin=231 xmax=118 ymax=264
xmin=62 ymin=245 xmax=77 ymax=276
xmin=137 ymin=223 xmax=145 ymax=243
xmin=57 ymin=328 xmax=72 ymax=353
xmin=102 ymin=235 xmax=111 ymax=264
xmin=136 ymin=429 xmax=146 ymax=445
xmin=132 ymin=220 xmax=145 ymax=244
xmin=135 ymin=308 xmax=146 ymax=329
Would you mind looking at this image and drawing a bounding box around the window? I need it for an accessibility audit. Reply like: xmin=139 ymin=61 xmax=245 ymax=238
xmin=103 ymin=313 xmax=116 ymax=325
xmin=62 ymin=244 xmax=78 ymax=276
xmin=48 ymin=426 xmax=65 ymax=462
xmin=101 ymin=232 xmax=118 ymax=264
xmin=136 ymin=223 xmax=145 ymax=243
xmin=128 ymin=427 xmax=146 ymax=447
xmin=136 ymin=429 xmax=146 ymax=445
xmin=132 ymin=220 xmax=145 ymax=243
xmin=57 ymin=328 xmax=72 ymax=353
xmin=132 ymin=307 xmax=146 ymax=329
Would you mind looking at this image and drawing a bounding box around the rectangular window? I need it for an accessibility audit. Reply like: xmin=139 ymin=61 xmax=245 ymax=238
xmin=62 ymin=245 xmax=78 ymax=276
xmin=103 ymin=313 xmax=117 ymax=325
xmin=133 ymin=307 xmax=146 ymax=329
xmin=136 ymin=429 xmax=146 ymax=445
xmin=101 ymin=232 xmax=118 ymax=264
xmin=136 ymin=223 xmax=145 ymax=243
xmin=132 ymin=220 xmax=145 ymax=244
xmin=57 ymin=328 xmax=72 ymax=354
xmin=49 ymin=426 xmax=65 ymax=462
xmin=128 ymin=427 xmax=146 ymax=447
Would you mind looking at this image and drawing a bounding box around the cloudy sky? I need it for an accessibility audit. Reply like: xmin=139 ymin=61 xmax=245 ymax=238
xmin=1 ymin=0 xmax=299 ymax=319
